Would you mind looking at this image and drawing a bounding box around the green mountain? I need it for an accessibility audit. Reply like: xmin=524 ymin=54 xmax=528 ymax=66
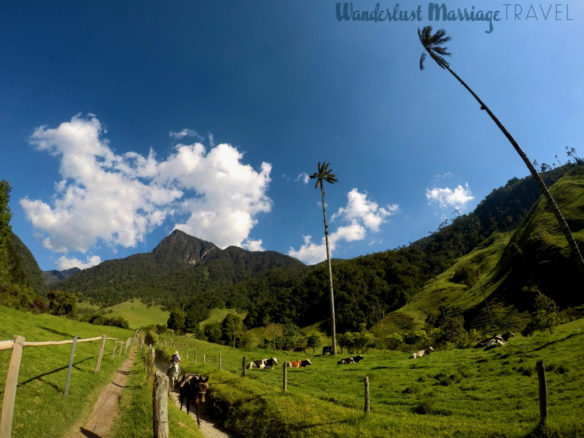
xmin=42 ymin=267 xmax=81 ymax=286
xmin=48 ymin=164 xmax=584 ymax=334
xmin=51 ymin=229 xmax=306 ymax=306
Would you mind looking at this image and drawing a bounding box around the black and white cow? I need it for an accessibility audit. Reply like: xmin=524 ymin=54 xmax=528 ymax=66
xmin=337 ymin=355 xmax=364 ymax=365
xmin=247 ymin=357 xmax=278 ymax=369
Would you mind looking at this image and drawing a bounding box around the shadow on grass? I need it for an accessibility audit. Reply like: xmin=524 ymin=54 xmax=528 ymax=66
xmin=39 ymin=326 xmax=75 ymax=338
xmin=531 ymin=331 xmax=583 ymax=353
xmin=6 ymin=357 xmax=95 ymax=393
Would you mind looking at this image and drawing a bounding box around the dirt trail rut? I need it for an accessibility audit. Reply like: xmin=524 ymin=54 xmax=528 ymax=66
xmin=65 ymin=348 xmax=135 ymax=438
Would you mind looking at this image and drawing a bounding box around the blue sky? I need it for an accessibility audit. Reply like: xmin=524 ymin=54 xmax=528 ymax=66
xmin=1 ymin=1 xmax=583 ymax=270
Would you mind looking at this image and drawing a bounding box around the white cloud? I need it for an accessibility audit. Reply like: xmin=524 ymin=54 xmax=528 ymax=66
xmin=169 ymin=128 xmax=202 ymax=141
xmin=20 ymin=115 xmax=273 ymax=265
xmin=332 ymin=188 xmax=399 ymax=231
xmin=242 ymin=239 xmax=264 ymax=252
xmin=295 ymin=172 xmax=310 ymax=184
xmin=289 ymin=189 xmax=398 ymax=264
xmin=160 ymin=143 xmax=272 ymax=248
xmin=426 ymin=183 xmax=474 ymax=210
xmin=57 ymin=255 xmax=101 ymax=270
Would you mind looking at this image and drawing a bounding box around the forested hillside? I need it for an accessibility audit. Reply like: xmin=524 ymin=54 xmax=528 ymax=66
xmin=52 ymin=230 xmax=305 ymax=306
xmin=0 ymin=180 xmax=47 ymax=309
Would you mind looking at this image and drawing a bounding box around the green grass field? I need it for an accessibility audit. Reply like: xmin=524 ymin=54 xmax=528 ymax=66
xmin=159 ymin=318 xmax=584 ymax=437
xmin=0 ymin=306 xmax=133 ymax=437
xmin=104 ymin=299 xmax=169 ymax=329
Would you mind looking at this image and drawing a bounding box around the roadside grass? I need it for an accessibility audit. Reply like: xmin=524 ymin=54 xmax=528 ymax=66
xmin=111 ymin=347 xmax=203 ymax=438
xmin=158 ymin=318 xmax=584 ymax=437
xmin=104 ymin=299 xmax=169 ymax=329
xmin=0 ymin=305 xmax=133 ymax=438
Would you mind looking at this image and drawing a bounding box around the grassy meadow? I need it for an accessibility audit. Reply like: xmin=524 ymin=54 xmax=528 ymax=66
xmin=0 ymin=306 xmax=133 ymax=437
xmin=103 ymin=299 xmax=169 ymax=329
xmin=159 ymin=318 xmax=584 ymax=437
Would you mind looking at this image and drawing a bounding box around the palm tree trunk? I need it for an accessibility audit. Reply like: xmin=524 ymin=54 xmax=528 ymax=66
xmin=444 ymin=65 xmax=584 ymax=273
xmin=320 ymin=186 xmax=337 ymax=355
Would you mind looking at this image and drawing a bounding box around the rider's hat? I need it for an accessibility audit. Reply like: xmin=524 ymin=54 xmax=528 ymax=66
xmin=174 ymin=351 xmax=179 ymax=355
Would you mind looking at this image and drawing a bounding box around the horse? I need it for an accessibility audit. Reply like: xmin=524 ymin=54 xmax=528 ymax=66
xmin=179 ymin=374 xmax=209 ymax=426
xmin=167 ymin=362 xmax=180 ymax=390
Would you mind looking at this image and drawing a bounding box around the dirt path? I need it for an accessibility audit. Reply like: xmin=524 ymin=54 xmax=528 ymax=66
xmin=65 ymin=348 xmax=136 ymax=438
xmin=168 ymin=390 xmax=231 ymax=438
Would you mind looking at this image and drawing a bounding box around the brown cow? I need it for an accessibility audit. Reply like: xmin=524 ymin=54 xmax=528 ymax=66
xmin=286 ymin=359 xmax=312 ymax=368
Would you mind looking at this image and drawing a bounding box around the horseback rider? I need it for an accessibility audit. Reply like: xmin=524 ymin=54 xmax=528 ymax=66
xmin=168 ymin=351 xmax=181 ymax=373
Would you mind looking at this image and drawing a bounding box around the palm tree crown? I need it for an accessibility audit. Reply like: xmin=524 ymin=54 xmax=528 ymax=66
xmin=310 ymin=162 xmax=338 ymax=190
xmin=418 ymin=26 xmax=451 ymax=70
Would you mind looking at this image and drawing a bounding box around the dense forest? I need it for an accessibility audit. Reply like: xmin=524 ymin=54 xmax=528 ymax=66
xmin=0 ymin=180 xmax=47 ymax=310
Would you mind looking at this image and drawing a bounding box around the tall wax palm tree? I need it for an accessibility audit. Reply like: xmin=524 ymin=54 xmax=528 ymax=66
xmin=310 ymin=162 xmax=339 ymax=355
xmin=418 ymin=26 xmax=584 ymax=273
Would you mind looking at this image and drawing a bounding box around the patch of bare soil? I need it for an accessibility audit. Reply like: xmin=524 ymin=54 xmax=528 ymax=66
xmin=65 ymin=348 xmax=136 ymax=438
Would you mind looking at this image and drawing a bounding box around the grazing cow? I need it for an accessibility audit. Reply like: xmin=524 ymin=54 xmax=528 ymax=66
xmin=322 ymin=346 xmax=333 ymax=356
xmin=179 ymin=374 xmax=209 ymax=426
xmin=475 ymin=333 xmax=514 ymax=350
xmin=338 ymin=354 xmax=364 ymax=364
xmin=409 ymin=347 xmax=435 ymax=359
xmin=287 ymin=359 xmax=312 ymax=368
xmin=247 ymin=357 xmax=278 ymax=369
xmin=294 ymin=346 xmax=307 ymax=353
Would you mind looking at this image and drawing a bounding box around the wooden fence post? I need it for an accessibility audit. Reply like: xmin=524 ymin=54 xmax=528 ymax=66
xmin=112 ymin=339 xmax=118 ymax=358
xmin=242 ymin=356 xmax=247 ymax=376
xmin=64 ymin=336 xmax=78 ymax=398
xmin=0 ymin=335 xmax=25 ymax=438
xmin=203 ymin=354 xmax=206 ymax=365
xmin=153 ymin=371 xmax=169 ymax=438
xmin=364 ymin=376 xmax=370 ymax=415
xmin=94 ymin=335 xmax=107 ymax=373
xmin=536 ymin=361 xmax=548 ymax=425
xmin=282 ymin=362 xmax=288 ymax=392
xmin=219 ymin=353 xmax=222 ymax=370
xmin=147 ymin=347 xmax=156 ymax=381
xmin=194 ymin=351 xmax=197 ymax=365
xmin=186 ymin=352 xmax=189 ymax=361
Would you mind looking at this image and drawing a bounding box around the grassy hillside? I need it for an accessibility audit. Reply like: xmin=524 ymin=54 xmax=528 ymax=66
xmin=105 ymin=299 xmax=169 ymax=329
xmin=198 ymin=307 xmax=246 ymax=329
xmin=372 ymin=232 xmax=513 ymax=334
xmin=0 ymin=306 xmax=132 ymax=437
xmin=158 ymin=319 xmax=584 ymax=437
